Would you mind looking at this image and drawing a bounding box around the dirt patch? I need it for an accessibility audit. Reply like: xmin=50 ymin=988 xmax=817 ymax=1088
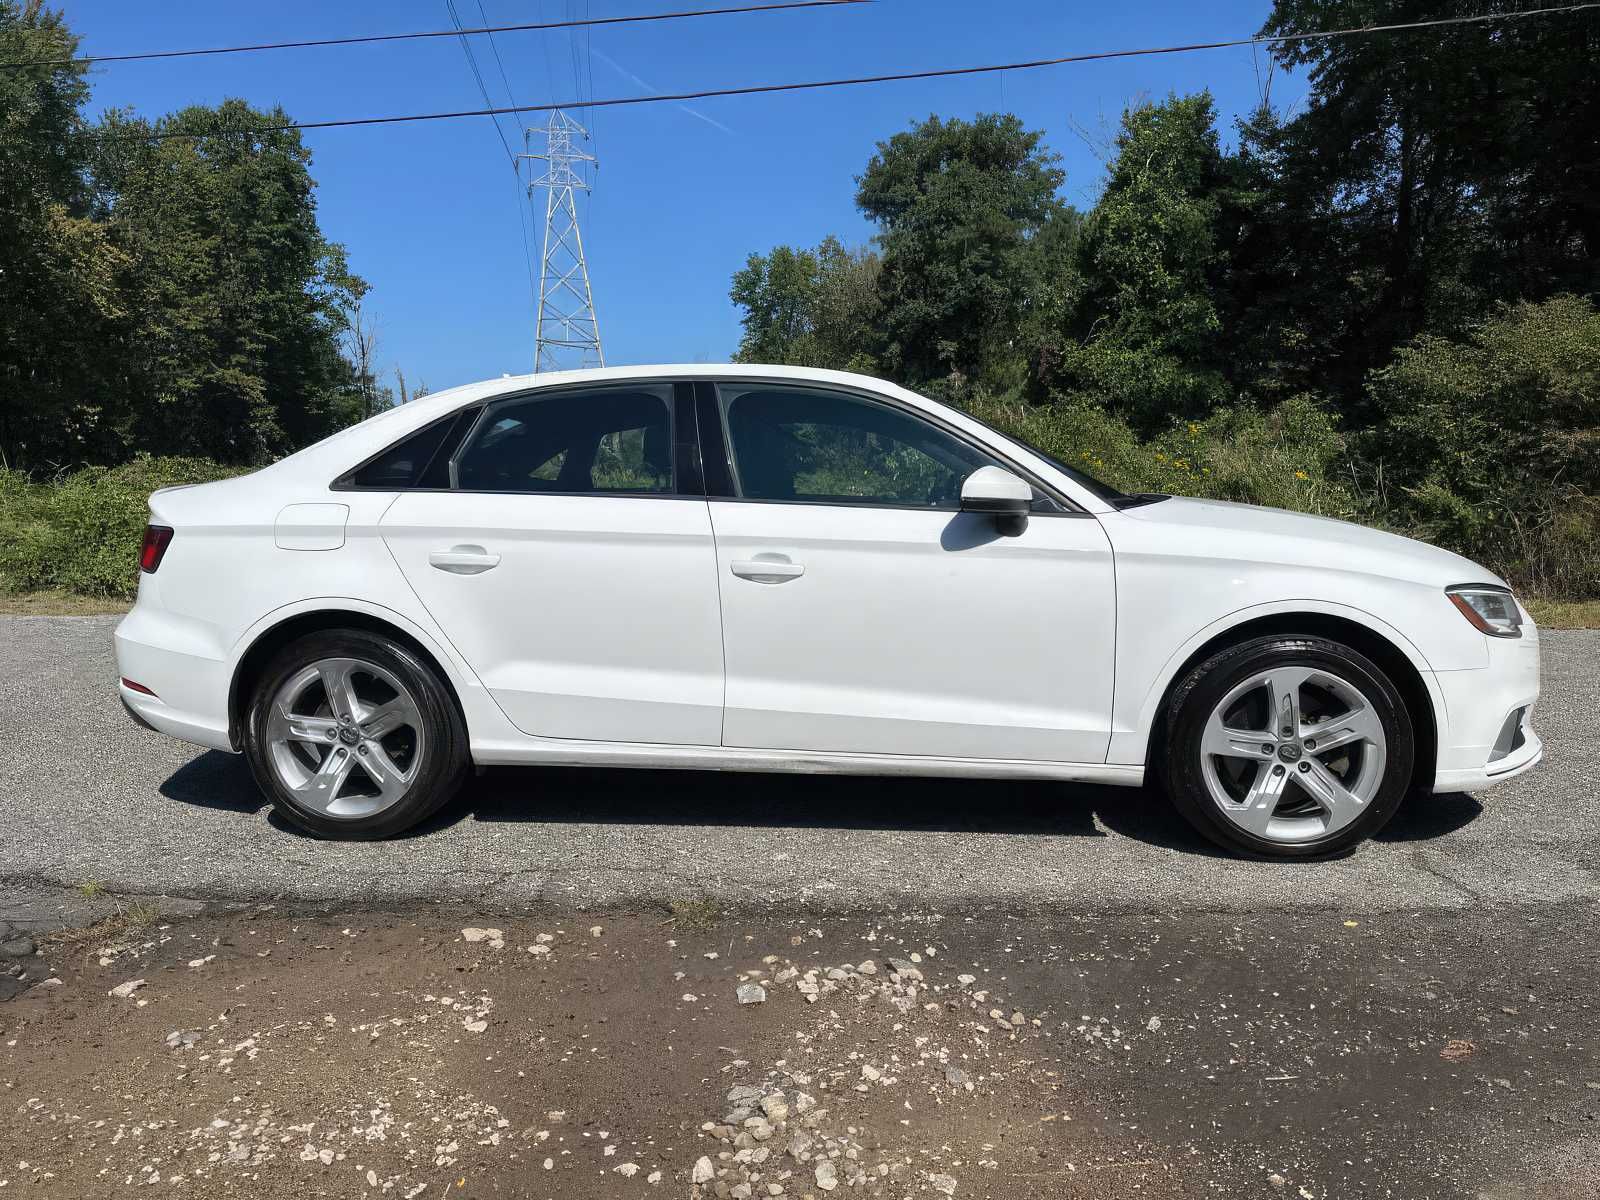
xmin=0 ymin=910 xmax=1179 ymax=1199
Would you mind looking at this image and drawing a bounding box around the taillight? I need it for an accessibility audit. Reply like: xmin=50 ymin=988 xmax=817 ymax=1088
xmin=140 ymin=525 xmax=174 ymax=573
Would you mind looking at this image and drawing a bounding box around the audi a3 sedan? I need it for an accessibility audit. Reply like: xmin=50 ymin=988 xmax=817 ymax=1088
xmin=115 ymin=365 xmax=1542 ymax=856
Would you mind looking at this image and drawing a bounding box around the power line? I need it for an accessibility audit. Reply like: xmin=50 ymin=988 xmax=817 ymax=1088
xmin=0 ymin=0 xmax=870 ymax=70
xmin=443 ymin=0 xmax=517 ymax=164
xmin=88 ymin=3 xmax=1600 ymax=141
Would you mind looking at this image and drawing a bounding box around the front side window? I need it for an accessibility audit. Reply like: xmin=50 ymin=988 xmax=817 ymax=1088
xmin=717 ymin=385 xmax=1003 ymax=509
xmin=455 ymin=386 xmax=674 ymax=494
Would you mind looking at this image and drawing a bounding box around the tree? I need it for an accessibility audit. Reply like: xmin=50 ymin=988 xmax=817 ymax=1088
xmin=0 ymin=1 xmax=113 ymax=468
xmin=856 ymin=114 xmax=1066 ymax=387
xmin=1062 ymin=93 xmax=1234 ymax=430
xmin=1257 ymin=0 xmax=1600 ymax=420
xmin=730 ymin=236 xmax=881 ymax=370
xmin=88 ymin=100 xmax=368 ymax=463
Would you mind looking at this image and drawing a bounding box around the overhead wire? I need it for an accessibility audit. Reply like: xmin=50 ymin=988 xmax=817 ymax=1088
xmin=87 ymin=3 xmax=1600 ymax=141
xmin=0 ymin=0 xmax=871 ymax=70
xmin=443 ymin=0 xmax=543 ymax=365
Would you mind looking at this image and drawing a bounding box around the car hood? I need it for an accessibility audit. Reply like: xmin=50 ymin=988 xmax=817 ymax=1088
xmin=1116 ymin=496 xmax=1505 ymax=590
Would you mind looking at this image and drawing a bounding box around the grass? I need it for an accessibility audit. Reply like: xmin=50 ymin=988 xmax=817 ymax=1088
xmin=49 ymin=898 xmax=163 ymax=950
xmin=664 ymin=897 xmax=724 ymax=931
xmin=1525 ymin=597 xmax=1600 ymax=630
xmin=0 ymin=589 xmax=129 ymax=616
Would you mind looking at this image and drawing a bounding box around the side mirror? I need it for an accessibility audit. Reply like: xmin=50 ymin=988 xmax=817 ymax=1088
xmin=960 ymin=465 xmax=1031 ymax=536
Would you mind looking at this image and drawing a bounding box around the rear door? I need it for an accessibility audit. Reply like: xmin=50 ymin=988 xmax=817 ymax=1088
xmin=379 ymin=381 xmax=724 ymax=745
xmin=697 ymin=380 xmax=1117 ymax=762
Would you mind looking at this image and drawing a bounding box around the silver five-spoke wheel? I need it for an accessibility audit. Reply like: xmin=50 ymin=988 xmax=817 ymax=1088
xmin=1199 ymin=665 xmax=1387 ymax=845
xmin=265 ymin=656 xmax=425 ymax=819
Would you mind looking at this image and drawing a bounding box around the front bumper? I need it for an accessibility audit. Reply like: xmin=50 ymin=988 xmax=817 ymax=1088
xmin=1429 ymin=625 xmax=1542 ymax=793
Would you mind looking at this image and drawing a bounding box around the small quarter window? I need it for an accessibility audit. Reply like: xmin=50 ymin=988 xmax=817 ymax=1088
xmin=346 ymin=407 xmax=479 ymax=490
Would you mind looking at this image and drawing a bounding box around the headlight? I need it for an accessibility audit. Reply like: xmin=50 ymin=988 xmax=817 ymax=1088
xmin=1446 ymin=584 xmax=1524 ymax=638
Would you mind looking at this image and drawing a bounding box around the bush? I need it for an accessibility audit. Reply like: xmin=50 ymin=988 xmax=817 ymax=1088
xmin=963 ymin=389 xmax=1358 ymax=518
xmin=0 ymin=455 xmax=242 ymax=598
xmin=1362 ymin=295 xmax=1600 ymax=598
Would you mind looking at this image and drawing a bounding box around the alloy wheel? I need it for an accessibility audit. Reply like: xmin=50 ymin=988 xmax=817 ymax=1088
xmin=264 ymin=656 xmax=425 ymax=819
xmin=1198 ymin=665 xmax=1387 ymax=845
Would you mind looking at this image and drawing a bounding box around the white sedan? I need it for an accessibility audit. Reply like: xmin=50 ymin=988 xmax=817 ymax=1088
xmin=114 ymin=365 xmax=1542 ymax=856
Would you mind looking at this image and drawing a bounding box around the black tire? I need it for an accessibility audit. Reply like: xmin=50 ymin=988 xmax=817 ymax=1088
xmin=1162 ymin=635 xmax=1414 ymax=859
xmin=243 ymin=629 xmax=470 ymax=840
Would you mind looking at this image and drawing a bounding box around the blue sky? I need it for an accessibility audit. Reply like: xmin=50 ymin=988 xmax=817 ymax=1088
xmin=63 ymin=0 xmax=1302 ymax=393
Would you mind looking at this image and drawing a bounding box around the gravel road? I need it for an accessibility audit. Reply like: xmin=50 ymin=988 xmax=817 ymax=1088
xmin=0 ymin=615 xmax=1594 ymax=913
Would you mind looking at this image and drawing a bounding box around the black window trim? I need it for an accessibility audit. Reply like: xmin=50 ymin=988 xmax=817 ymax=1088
xmin=330 ymin=379 xmax=708 ymax=501
xmin=699 ymin=376 xmax=1089 ymax=517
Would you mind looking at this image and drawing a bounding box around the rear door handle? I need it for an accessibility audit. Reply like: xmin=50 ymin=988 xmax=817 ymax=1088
xmin=429 ymin=545 xmax=500 ymax=575
xmin=730 ymin=557 xmax=804 ymax=584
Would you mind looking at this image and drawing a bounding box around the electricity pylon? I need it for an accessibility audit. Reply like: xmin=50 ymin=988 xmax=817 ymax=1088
xmin=520 ymin=111 xmax=604 ymax=372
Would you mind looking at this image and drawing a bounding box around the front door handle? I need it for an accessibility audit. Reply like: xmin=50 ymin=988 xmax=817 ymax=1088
xmin=730 ymin=557 xmax=804 ymax=584
xmin=429 ymin=545 xmax=501 ymax=575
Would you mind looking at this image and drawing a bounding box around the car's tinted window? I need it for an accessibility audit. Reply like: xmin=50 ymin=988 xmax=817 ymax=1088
xmin=455 ymin=386 xmax=674 ymax=494
xmin=718 ymin=386 xmax=1001 ymax=508
xmin=348 ymin=407 xmax=479 ymax=490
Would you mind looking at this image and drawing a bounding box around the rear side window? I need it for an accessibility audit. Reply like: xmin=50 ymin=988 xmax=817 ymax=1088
xmin=346 ymin=407 xmax=479 ymax=489
xmin=455 ymin=386 xmax=674 ymax=494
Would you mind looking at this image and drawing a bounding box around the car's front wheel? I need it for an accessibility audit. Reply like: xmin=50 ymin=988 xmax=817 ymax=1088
xmin=243 ymin=629 xmax=470 ymax=839
xmin=1163 ymin=635 xmax=1414 ymax=858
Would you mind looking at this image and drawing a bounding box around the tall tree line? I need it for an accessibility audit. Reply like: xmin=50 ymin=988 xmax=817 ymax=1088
xmin=0 ymin=1 xmax=373 ymax=471
xmin=730 ymin=1 xmax=1599 ymax=593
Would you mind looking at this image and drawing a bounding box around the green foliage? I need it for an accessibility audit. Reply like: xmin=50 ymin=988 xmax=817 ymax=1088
xmin=963 ymin=390 xmax=1356 ymax=517
xmin=0 ymin=457 xmax=241 ymax=597
xmin=1364 ymin=296 xmax=1600 ymax=596
xmin=730 ymin=236 xmax=881 ymax=370
xmin=0 ymin=4 xmax=371 ymax=472
xmin=857 ymin=113 xmax=1069 ymax=386
xmin=1061 ymin=94 xmax=1233 ymax=430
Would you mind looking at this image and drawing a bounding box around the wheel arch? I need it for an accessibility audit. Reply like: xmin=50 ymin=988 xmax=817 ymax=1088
xmin=1142 ymin=609 xmax=1440 ymax=790
xmin=227 ymin=604 xmax=470 ymax=751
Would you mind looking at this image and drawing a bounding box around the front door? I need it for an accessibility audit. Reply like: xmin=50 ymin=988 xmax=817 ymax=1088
xmin=701 ymin=381 xmax=1116 ymax=763
xmin=381 ymin=381 xmax=724 ymax=745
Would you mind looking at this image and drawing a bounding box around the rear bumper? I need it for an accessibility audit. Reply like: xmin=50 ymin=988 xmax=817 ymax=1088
xmin=1429 ymin=628 xmax=1541 ymax=794
xmin=114 ymin=603 xmax=236 ymax=753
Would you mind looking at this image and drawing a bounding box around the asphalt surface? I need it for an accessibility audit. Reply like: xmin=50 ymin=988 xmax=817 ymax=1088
xmin=0 ymin=615 xmax=1594 ymax=913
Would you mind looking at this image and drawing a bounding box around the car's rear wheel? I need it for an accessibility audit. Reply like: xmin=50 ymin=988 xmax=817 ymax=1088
xmin=243 ymin=629 xmax=469 ymax=839
xmin=1163 ymin=635 xmax=1414 ymax=858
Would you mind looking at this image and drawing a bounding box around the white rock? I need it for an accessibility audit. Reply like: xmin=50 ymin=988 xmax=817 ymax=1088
xmin=1146 ymin=1015 xmax=1162 ymax=1032
xmin=736 ymin=983 xmax=768 ymax=1006
xmin=108 ymin=979 xmax=146 ymax=999
xmin=647 ymin=1170 xmax=662 ymax=1183
xmin=692 ymin=1155 xmax=716 ymax=1184
xmin=814 ymin=1160 xmax=839 ymax=1191
xmin=462 ymin=927 xmax=504 ymax=949
xmin=614 ymin=1162 xmax=639 ymax=1177
xmin=957 ymin=974 xmax=976 ymax=986
xmin=928 ymin=1172 xmax=957 ymax=1195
